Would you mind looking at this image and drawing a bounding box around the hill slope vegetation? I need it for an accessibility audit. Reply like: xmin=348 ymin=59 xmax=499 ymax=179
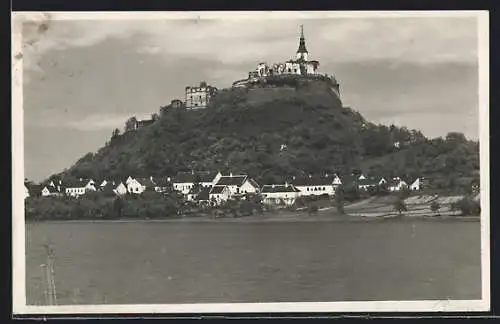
xmin=53 ymin=82 xmax=479 ymax=186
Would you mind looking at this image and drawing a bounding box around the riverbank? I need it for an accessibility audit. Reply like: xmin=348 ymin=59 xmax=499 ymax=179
xmin=25 ymin=212 xmax=480 ymax=224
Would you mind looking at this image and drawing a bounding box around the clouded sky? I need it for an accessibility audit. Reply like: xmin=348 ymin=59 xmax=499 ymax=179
xmin=19 ymin=12 xmax=481 ymax=182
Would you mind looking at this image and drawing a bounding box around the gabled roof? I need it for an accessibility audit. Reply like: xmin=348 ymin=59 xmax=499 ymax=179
xmin=43 ymin=186 xmax=60 ymax=193
xmin=193 ymin=187 xmax=211 ymax=201
xmin=133 ymin=178 xmax=156 ymax=187
xmin=340 ymin=175 xmax=358 ymax=186
xmin=154 ymin=177 xmax=171 ymax=187
xmin=292 ymin=176 xmax=334 ymax=186
xmin=244 ymin=178 xmax=260 ymax=189
xmin=173 ymin=171 xmax=215 ymax=183
xmin=261 ymin=184 xmax=301 ymax=193
xmin=387 ymin=178 xmax=407 ymax=186
xmin=62 ymin=178 xmax=87 ymax=188
xmin=215 ymin=175 xmax=247 ymax=186
xmin=210 ymin=185 xmax=227 ymax=194
xmin=358 ymin=178 xmax=379 ymax=186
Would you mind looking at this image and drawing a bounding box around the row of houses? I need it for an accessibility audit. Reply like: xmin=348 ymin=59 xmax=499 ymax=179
xmin=25 ymin=171 xmax=426 ymax=206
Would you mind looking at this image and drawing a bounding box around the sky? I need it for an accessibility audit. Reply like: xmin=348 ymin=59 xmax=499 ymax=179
xmin=18 ymin=12 xmax=481 ymax=182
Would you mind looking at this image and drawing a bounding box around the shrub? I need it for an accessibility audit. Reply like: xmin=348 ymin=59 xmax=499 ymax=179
xmin=393 ymin=198 xmax=407 ymax=215
xmin=430 ymin=201 xmax=441 ymax=216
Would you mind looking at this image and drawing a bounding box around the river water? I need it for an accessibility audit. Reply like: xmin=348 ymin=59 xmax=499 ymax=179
xmin=25 ymin=219 xmax=481 ymax=305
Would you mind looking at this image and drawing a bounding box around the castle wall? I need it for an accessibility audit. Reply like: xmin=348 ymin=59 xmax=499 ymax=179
xmin=185 ymin=85 xmax=217 ymax=109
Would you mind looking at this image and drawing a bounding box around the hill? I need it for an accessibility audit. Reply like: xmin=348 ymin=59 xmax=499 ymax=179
xmin=51 ymin=80 xmax=480 ymax=187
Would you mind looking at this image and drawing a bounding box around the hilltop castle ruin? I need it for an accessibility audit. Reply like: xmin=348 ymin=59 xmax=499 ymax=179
xmin=231 ymin=25 xmax=340 ymax=98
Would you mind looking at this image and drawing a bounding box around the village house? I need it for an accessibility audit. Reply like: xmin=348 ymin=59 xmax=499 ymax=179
xmin=186 ymin=186 xmax=211 ymax=203
xmin=261 ymin=183 xmax=301 ymax=206
xmin=209 ymin=185 xmax=231 ymax=205
xmin=358 ymin=178 xmax=380 ymax=191
xmin=154 ymin=177 xmax=172 ymax=193
xmin=41 ymin=185 xmax=63 ymax=197
xmin=64 ymin=178 xmax=97 ymax=197
xmin=410 ymin=177 xmax=423 ymax=191
xmin=292 ymin=175 xmax=337 ymax=196
xmin=127 ymin=177 xmax=156 ymax=194
xmin=24 ymin=183 xmax=30 ymax=199
xmin=387 ymin=177 xmax=408 ymax=192
xmin=172 ymin=171 xmax=218 ymax=195
xmin=213 ymin=173 xmax=260 ymax=198
xmin=113 ymin=182 xmax=128 ymax=196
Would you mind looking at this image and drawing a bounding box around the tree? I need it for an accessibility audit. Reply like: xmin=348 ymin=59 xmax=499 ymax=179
xmin=125 ymin=117 xmax=137 ymax=132
xmin=111 ymin=128 xmax=120 ymax=141
xmin=399 ymin=186 xmax=411 ymax=200
xmin=335 ymin=185 xmax=345 ymax=215
xmin=454 ymin=197 xmax=481 ymax=216
xmin=430 ymin=201 xmax=441 ymax=216
xmin=393 ymin=198 xmax=407 ymax=215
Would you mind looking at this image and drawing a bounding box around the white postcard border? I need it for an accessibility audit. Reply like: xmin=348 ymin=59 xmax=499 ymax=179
xmin=12 ymin=10 xmax=490 ymax=315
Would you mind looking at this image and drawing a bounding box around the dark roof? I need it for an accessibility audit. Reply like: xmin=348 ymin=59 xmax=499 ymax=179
xmin=154 ymin=177 xmax=171 ymax=187
xmin=387 ymin=178 xmax=406 ymax=186
xmin=134 ymin=178 xmax=156 ymax=187
xmin=297 ymin=28 xmax=308 ymax=54
xmin=246 ymin=178 xmax=260 ymax=189
xmin=62 ymin=179 xmax=87 ymax=188
xmin=215 ymin=175 xmax=247 ymax=186
xmin=261 ymin=184 xmax=300 ymax=193
xmin=43 ymin=186 xmax=60 ymax=193
xmin=210 ymin=185 xmax=227 ymax=194
xmin=358 ymin=178 xmax=379 ymax=186
xmin=292 ymin=176 xmax=333 ymax=186
xmin=173 ymin=171 xmax=215 ymax=183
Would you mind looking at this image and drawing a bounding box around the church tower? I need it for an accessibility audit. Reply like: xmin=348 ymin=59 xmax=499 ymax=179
xmin=296 ymin=25 xmax=308 ymax=61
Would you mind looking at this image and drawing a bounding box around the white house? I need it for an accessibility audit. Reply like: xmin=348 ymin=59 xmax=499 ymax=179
xmin=410 ymin=178 xmax=422 ymax=191
xmin=261 ymin=184 xmax=301 ymax=206
xmin=173 ymin=171 xmax=217 ymax=195
xmin=332 ymin=174 xmax=342 ymax=186
xmin=41 ymin=186 xmax=62 ymax=197
xmin=113 ymin=182 xmax=128 ymax=196
xmin=387 ymin=178 xmax=408 ymax=192
xmin=127 ymin=177 xmax=156 ymax=194
xmin=378 ymin=177 xmax=387 ymax=185
xmin=64 ymin=179 xmax=97 ymax=197
xmin=209 ymin=185 xmax=230 ymax=205
xmin=125 ymin=176 xmax=135 ymax=185
xmin=24 ymin=184 xmax=30 ymax=199
xmin=358 ymin=174 xmax=367 ymax=180
xmin=213 ymin=174 xmax=251 ymax=197
xmin=239 ymin=178 xmax=260 ymax=195
xmin=292 ymin=175 xmax=336 ymax=196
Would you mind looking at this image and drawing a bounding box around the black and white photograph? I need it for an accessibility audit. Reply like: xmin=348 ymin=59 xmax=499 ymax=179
xmin=12 ymin=11 xmax=490 ymax=314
